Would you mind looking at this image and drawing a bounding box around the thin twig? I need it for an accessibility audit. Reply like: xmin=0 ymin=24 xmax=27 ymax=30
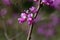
xmin=27 ymin=0 xmax=41 ymax=40
xmin=34 ymin=0 xmax=42 ymax=18
xmin=27 ymin=24 xmax=33 ymax=40
xmin=2 ymin=16 xmax=11 ymax=40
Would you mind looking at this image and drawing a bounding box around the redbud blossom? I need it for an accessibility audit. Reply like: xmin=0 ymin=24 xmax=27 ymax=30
xmin=52 ymin=0 xmax=60 ymax=10
xmin=27 ymin=17 xmax=33 ymax=25
xmin=29 ymin=6 xmax=37 ymax=13
xmin=33 ymin=0 xmax=38 ymax=2
xmin=42 ymin=0 xmax=60 ymax=10
xmin=18 ymin=18 xmax=26 ymax=24
xmin=21 ymin=13 xmax=27 ymax=19
xmin=18 ymin=2 xmax=38 ymax=25
xmin=18 ymin=12 xmax=34 ymax=25
xmin=42 ymin=0 xmax=54 ymax=5
xmin=28 ymin=13 xmax=33 ymax=18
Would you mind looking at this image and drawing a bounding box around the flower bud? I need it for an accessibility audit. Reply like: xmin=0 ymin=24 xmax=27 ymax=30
xmin=42 ymin=0 xmax=54 ymax=5
xmin=21 ymin=13 xmax=27 ymax=19
xmin=28 ymin=13 xmax=33 ymax=18
xmin=33 ymin=0 xmax=38 ymax=2
xmin=29 ymin=6 xmax=37 ymax=13
xmin=18 ymin=18 xmax=26 ymax=24
xmin=27 ymin=17 xmax=33 ymax=25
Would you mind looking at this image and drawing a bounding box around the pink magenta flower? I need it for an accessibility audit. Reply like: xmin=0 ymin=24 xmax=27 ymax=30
xmin=33 ymin=0 xmax=38 ymax=2
xmin=18 ymin=18 xmax=26 ymax=24
xmin=42 ymin=0 xmax=54 ymax=5
xmin=28 ymin=13 xmax=33 ymax=18
xmin=18 ymin=12 xmax=33 ymax=25
xmin=52 ymin=0 xmax=60 ymax=10
xmin=18 ymin=7 xmax=37 ymax=25
xmin=18 ymin=13 xmax=27 ymax=23
xmin=29 ymin=6 xmax=37 ymax=13
xmin=27 ymin=13 xmax=33 ymax=25
xmin=18 ymin=6 xmax=38 ymax=25
xmin=21 ymin=13 xmax=27 ymax=19
xmin=27 ymin=17 xmax=33 ymax=25
xmin=42 ymin=0 xmax=60 ymax=10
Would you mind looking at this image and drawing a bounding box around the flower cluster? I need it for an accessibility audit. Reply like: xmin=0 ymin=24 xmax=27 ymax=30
xmin=18 ymin=6 xmax=37 ymax=25
xmin=18 ymin=0 xmax=60 ymax=25
xmin=42 ymin=0 xmax=54 ymax=5
xmin=18 ymin=0 xmax=39 ymax=25
xmin=42 ymin=0 xmax=60 ymax=10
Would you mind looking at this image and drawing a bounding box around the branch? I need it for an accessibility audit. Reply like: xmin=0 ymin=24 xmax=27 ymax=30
xmin=27 ymin=24 xmax=33 ymax=40
xmin=1 ymin=16 xmax=11 ymax=40
xmin=27 ymin=0 xmax=41 ymax=40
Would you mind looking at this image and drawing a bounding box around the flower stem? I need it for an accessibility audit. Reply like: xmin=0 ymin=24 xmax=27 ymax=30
xmin=27 ymin=0 xmax=42 ymax=40
xmin=27 ymin=24 xmax=33 ymax=40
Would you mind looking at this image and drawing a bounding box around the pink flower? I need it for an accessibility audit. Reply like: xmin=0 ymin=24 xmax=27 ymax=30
xmin=52 ymin=0 xmax=60 ymax=10
xmin=18 ymin=13 xmax=27 ymax=24
xmin=27 ymin=17 xmax=33 ymax=25
xmin=42 ymin=0 xmax=54 ymax=5
xmin=21 ymin=13 xmax=27 ymax=19
xmin=33 ymin=0 xmax=38 ymax=2
xmin=18 ymin=13 xmax=33 ymax=25
xmin=28 ymin=13 xmax=33 ymax=18
xmin=18 ymin=6 xmax=38 ymax=25
xmin=42 ymin=0 xmax=60 ymax=10
xmin=18 ymin=18 xmax=26 ymax=24
xmin=29 ymin=6 xmax=37 ymax=13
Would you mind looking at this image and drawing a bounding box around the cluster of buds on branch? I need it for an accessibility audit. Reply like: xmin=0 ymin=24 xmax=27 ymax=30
xmin=18 ymin=0 xmax=56 ymax=25
xmin=42 ymin=0 xmax=54 ymax=5
xmin=18 ymin=6 xmax=37 ymax=25
xmin=18 ymin=0 xmax=40 ymax=25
